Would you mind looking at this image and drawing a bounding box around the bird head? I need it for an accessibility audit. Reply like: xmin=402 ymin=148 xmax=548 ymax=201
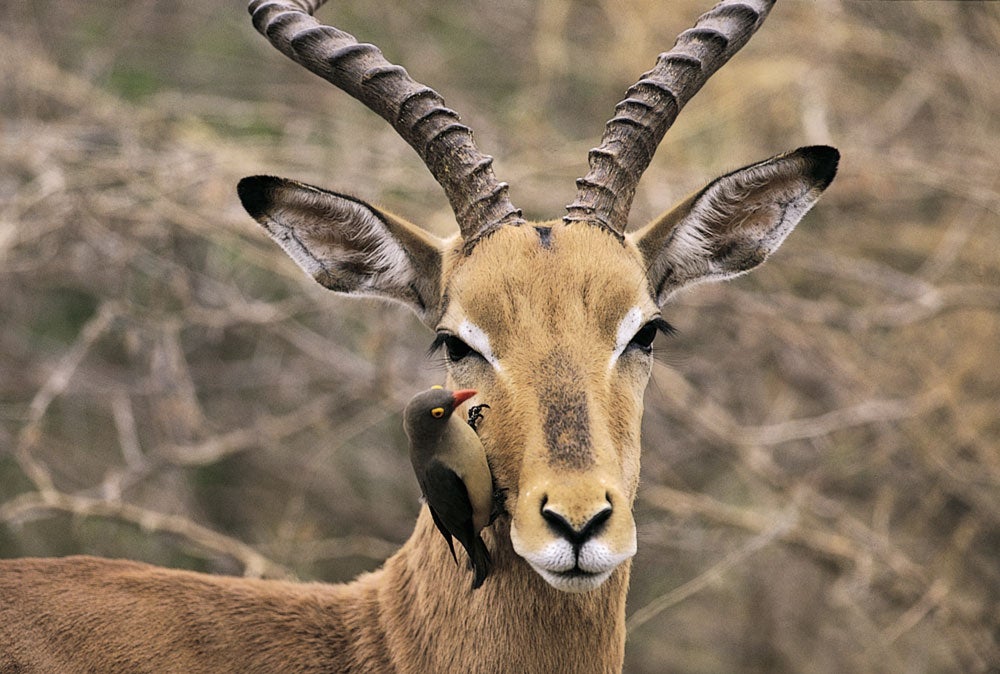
xmin=403 ymin=386 xmax=478 ymax=442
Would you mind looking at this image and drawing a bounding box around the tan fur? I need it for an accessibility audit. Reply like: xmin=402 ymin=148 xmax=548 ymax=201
xmin=0 ymin=149 xmax=836 ymax=671
xmin=439 ymin=224 xmax=652 ymax=576
xmin=0 ymin=520 xmax=625 ymax=673
xmin=0 ymin=225 xmax=643 ymax=674
xmin=1 ymin=1 xmax=839 ymax=666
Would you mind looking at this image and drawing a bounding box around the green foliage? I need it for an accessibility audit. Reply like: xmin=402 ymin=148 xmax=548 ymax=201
xmin=105 ymin=65 xmax=161 ymax=101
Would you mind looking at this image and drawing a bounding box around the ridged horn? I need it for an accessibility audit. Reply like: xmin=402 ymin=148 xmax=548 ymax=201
xmin=564 ymin=0 xmax=776 ymax=238
xmin=247 ymin=0 xmax=524 ymax=247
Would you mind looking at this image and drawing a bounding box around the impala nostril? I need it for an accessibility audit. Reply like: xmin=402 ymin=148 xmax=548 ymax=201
xmin=541 ymin=504 xmax=575 ymax=540
xmin=540 ymin=499 xmax=614 ymax=546
xmin=587 ymin=506 xmax=612 ymax=534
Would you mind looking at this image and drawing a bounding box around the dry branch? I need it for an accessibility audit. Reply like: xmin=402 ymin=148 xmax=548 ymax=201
xmin=1 ymin=1 xmax=998 ymax=670
xmin=0 ymin=491 xmax=291 ymax=579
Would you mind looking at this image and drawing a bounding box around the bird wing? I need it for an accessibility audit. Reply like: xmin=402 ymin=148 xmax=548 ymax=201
xmin=427 ymin=504 xmax=458 ymax=565
xmin=422 ymin=461 xmax=475 ymax=532
xmin=421 ymin=460 xmax=478 ymax=552
xmin=422 ymin=459 xmax=492 ymax=590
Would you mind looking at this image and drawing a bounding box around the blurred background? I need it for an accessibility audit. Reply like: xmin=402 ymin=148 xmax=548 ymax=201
xmin=1 ymin=1 xmax=997 ymax=671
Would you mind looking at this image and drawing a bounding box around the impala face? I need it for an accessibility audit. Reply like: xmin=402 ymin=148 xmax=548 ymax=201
xmin=240 ymin=143 xmax=837 ymax=592
xmin=437 ymin=223 xmax=658 ymax=592
xmin=240 ymin=0 xmax=838 ymax=596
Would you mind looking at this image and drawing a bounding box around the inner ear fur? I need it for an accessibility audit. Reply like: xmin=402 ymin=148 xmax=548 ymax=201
xmin=237 ymin=176 xmax=443 ymax=323
xmin=631 ymin=145 xmax=839 ymax=305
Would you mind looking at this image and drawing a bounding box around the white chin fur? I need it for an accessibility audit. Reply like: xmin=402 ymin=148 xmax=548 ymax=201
xmin=531 ymin=564 xmax=614 ymax=593
xmin=512 ymin=529 xmax=635 ymax=593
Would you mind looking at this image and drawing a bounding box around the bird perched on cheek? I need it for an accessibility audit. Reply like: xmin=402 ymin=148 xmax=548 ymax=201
xmin=404 ymin=386 xmax=493 ymax=589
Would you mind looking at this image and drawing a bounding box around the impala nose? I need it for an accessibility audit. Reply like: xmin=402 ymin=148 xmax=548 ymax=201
xmin=511 ymin=483 xmax=636 ymax=592
xmin=540 ymin=496 xmax=613 ymax=547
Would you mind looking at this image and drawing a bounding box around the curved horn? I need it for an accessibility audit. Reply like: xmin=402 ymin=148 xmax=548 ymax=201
xmin=247 ymin=0 xmax=524 ymax=246
xmin=564 ymin=0 xmax=775 ymax=238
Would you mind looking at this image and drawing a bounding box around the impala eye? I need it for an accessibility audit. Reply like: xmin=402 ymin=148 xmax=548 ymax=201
xmin=446 ymin=336 xmax=473 ymax=361
xmin=429 ymin=333 xmax=478 ymax=363
xmin=630 ymin=323 xmax=658 ymax=351
xmin=627 ymin=318 xmax=676 ymax=354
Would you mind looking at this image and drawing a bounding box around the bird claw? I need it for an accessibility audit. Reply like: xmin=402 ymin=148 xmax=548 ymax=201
xmin=466 ymin=403 xmax=490 ymax=431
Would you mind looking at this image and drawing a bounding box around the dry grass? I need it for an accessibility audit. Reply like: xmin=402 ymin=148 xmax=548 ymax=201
xmin=1 ymin=1 xmax=998 ymax=672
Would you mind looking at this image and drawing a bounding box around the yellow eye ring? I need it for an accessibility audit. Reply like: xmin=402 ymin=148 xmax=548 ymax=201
xmin=430 ymin=385 xmax=444 ymax=390
xmin=430 ymin=407 xmax=445 ymax=418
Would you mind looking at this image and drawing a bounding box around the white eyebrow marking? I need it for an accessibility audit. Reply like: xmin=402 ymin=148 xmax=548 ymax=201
xmin=458 ymin=320 xmax=503 ymax=372
xmin=608 ymin=306 xmax=644 ymax=369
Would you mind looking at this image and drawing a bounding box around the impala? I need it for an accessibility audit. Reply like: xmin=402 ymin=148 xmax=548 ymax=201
xmin=0 ymin=0 xmax=837 ymax=671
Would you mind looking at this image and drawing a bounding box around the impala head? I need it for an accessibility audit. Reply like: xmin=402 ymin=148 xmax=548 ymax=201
xmin=238 ymin=0 xmax=837 ymax=593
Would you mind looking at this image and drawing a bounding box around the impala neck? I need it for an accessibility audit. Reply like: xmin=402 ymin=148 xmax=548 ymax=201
xmin=370 ymin=507 xmax=628 ymax=673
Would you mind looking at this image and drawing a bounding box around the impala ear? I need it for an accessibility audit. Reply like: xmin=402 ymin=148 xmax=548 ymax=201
xmin=238 ymin=176 xmax=443 ymax=323
xmin=630 ymin=146 xmax=839 ymax=305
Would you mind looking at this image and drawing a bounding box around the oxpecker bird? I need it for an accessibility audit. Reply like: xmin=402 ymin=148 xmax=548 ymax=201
xmin=404 ymin=387 xmax=493 ymax=589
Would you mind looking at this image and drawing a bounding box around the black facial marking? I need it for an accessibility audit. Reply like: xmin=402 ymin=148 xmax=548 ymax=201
xmin=538 ymin=351 xmax=593 ymax=469
xmin=534 ymin=226 xmax=553 ymax=249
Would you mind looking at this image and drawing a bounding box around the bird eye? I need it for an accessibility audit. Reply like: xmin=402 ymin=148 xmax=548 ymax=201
xmin=430 ymin=407 xmax=445 ymax=418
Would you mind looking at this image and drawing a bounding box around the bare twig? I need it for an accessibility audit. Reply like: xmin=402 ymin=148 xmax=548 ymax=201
xmin=627 ymin=509 xmax=797 ymax=633
xmin=15 ymin=302 xmax=118 ymax=495
xmin=650 ymin=362 xmax=942 ymax=449
xmin=641 ymin=485 xmax=856 ymax=563
xmin=0 ymin=491 xmax=291 ymax=580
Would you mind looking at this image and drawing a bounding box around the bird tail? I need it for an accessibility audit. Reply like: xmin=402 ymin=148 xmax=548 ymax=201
xmin=469 ymin=535 xmax=491 ymax=590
